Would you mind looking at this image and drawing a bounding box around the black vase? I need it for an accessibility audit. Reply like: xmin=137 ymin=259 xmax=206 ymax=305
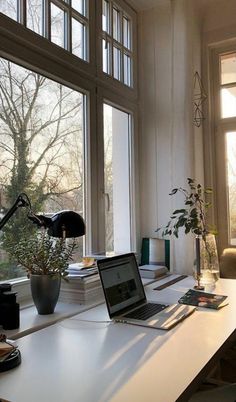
xmin=30 ymin=274 xmax=61 ymax=315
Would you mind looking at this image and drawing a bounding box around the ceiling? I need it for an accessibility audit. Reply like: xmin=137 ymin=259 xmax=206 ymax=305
xmin=129 ymin=0 xmax=224 ymax=12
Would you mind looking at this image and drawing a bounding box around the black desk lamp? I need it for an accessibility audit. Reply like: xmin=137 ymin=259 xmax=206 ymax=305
xmin=0 ymin=192 xmax=86 ymax=238
xmin=29 ymin=210 xmax=85 ymax=238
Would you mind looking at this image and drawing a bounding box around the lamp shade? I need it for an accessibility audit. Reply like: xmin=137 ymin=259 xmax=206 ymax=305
xmin=47 ymin=211 xmax=85 ymax=238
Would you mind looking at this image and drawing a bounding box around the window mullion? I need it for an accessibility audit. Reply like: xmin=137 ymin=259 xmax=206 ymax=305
xmin=120 ymin=10 xmax=124 ymax=84
xmin=65 ymin=8 xmax=71 ymax=51
xmin=43 ymin=0 xmax=50 ymax=39
xmin=18 ymin=0 xmax=26 ymax=25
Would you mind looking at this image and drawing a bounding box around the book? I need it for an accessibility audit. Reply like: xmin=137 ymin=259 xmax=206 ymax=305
xmin=178 ymin=289 xmax=228 ymax=309
xmin=59 ymin=273 xmax=103 ymax=304
xmin=139 ymin=265 xmax=168 ymax=279
xmin=0 ymin=340 xmax=16 ymax=362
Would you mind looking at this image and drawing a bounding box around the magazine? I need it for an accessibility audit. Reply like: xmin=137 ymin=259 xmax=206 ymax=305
xmin=178 ymin=289 xmax=228 ymax=309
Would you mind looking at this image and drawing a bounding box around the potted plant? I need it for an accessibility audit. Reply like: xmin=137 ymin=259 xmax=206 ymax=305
xmin=157 ymin=178 xmax=219 ymax=285
xmin=9 ymin=229 xmax=77 ymax=314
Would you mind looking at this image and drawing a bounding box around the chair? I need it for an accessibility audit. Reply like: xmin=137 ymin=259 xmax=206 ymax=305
xmin=219 ymin=248 xmax=236 ymax=279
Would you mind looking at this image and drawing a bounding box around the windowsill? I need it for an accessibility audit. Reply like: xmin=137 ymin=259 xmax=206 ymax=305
xmin=1 ymin=276 xmax=157 ymax=341
xmin=2 ymin=299 xmax=104 ymax=340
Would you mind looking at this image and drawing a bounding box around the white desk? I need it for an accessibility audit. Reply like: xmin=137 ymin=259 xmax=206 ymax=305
xmin=0 ymin=276 xmax=236 ymax=402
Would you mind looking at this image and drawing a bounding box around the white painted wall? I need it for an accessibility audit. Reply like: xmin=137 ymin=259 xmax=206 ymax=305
xmin=138 ymin=0 xmax=203 ymax=274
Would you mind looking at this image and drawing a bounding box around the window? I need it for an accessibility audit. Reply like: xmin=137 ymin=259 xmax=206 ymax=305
xmin=0 ymin=0 xmax=89 ymax=61
xmin=220 ymin=53 xmax=236 ymax=118
xmin=103 ymin=103 xmax=132 ymax=253
xmin=225 ymin=132 xmax=236 ymax=245
xmin=0 ymin=0 xmax=138 ymax=284
xmin=211 ymin=48 xmax=236 ymax=254
xmin=102 ymin=0 xmax=133 ymax=87
xmin=0 ymin=57 xmax=85 ymax=281
xmin=0 ymin=0 xmax=17 ymax=21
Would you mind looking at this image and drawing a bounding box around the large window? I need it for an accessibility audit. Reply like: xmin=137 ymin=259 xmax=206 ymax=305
xmin=0 ymin=0 xmax=89 ymax=61
xmin=0 ymin=58 xmax=85 ymax=280
xmin=211 ymin=49 xmax=236 ymax=254
xmin=0 ymin=0 xmax=138 ymax=284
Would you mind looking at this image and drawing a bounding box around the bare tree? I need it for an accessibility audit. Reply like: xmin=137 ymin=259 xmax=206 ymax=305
xmin=0 ymin=59 xmax=84 ymax=270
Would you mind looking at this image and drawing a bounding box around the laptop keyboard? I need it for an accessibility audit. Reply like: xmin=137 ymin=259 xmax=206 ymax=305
xmin=123 ymin=303 xmax=168 ymax=321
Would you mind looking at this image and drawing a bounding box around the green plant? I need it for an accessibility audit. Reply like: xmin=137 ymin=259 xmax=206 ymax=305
xmin=157 ymin=178 xmax=216 ymax=239
xmin=9 ymin=229 xmax=77 ymax=278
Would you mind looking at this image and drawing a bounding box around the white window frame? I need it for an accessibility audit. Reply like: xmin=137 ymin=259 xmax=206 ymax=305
xmin=206 ymin=42 xmax=236 ymax=256
xmin=95 ymin=87 xmax=138 ymax=255
xmin=0 ymin=0 xmax=139 ymax=298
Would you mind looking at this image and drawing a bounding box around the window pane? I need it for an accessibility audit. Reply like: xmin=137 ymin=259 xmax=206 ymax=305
xmin=113 ymin=7 xmax=120 ymax=42
xmin=221 ymin=53 xmax=236 ymax=85
xmin=103 ymin=39 xmax=111 ymax=74
xmin=221 ymin=87 xmax=236 ymax=118
xmin=27 ymin=0 xmax=42 ymax=35
xmin=102 ymin=0 xmax=109 ymax=33
xmin=50 ymin=3 xmax=65 ymax=48
xmin=123 ymin=16 xmax=131 ymax=49
xmin=124 ymin=53 xmax=131 ymax=86
xmin=226 ymin=132 xmax=236 ymax=245
xmin=71 ymin=0 xmax=86 ymax=16
xmin=103 ymin=104 xmax=131 ymax=253
xmin=0 ymin=0 xmax=17 ymax=21
xmin=0 ymin=58 xmax=85 ymax=280
xmin=113 ymin=46 xmax=121 ymax=80
xmin=72 ymin=17 xmax=86 ymax=59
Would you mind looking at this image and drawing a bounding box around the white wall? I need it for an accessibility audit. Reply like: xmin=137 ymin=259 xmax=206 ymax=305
xmin=138 ymin=0 xmax=203 ymax=274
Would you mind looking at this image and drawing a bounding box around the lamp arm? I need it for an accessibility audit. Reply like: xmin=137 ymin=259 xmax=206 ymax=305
xmin=0 ymin=193 xmax=31 ymax=230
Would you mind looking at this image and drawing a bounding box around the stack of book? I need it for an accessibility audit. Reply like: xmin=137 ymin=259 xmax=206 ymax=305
xmin=139 ymin=264 xmax=168 ymax=279
xmin=59 ymin=262 xmax=104 ymax=304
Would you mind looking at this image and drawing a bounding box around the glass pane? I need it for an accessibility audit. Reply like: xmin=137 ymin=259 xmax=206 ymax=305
xmin=113 ymin=7 xmax=120 ymax=42
xmin=72 ymin=18 xmax=86 ymax=60
xmin=124 ymin=54 xmax=131 ymax=86
xmin=51 ymin=3 xmax=65 ymax=48
xmin=102 ymin=0 xmax=109 ymax=33
xmin=226 ymin=132 xmax=236 ymax=245
xmin=103 ymin=104 xmax=131 ymax=253
xmin=113 ymin=46 xmax=121 ymax=80
xmin=71 ymin=0 xmax=86 ymax=16
xmin=221 ymin=87 xmax=236 ymax=118
xmin=123 ymin=16 xmax=131 ymax=49
xmin=103 ymin=39 xmax=111 ymax=74
xmin=221 ymin=53 xmax=236 ymax=85
xmin=0 ymin=57 xmax=85 ymax=280
xmin=0 ymin=0 xmax=17 ymax=21
xmin=27 ymin=0 xmax=43 ymax=35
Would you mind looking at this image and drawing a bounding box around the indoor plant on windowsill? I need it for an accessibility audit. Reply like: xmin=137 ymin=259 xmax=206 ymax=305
xmin=157 ymin=178 xmax=219 ymax=286
xmin=9 ymin=229 xmax=77 ymax=314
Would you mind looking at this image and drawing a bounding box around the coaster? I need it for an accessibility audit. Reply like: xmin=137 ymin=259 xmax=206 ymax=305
xmin=0 ymin=349 xmax=21 ymax=372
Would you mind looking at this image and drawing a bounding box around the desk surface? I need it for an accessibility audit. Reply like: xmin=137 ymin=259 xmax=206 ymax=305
xmin=1 ymin=276 xmax=236 ymax=402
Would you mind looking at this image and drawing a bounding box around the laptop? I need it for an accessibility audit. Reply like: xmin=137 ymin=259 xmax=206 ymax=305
xmin=97 ymin=253 xmax=195 ymax=330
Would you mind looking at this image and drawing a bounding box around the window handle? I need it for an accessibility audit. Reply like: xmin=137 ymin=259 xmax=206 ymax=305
xmin=103 ymin=191 xmax=110 ymax=212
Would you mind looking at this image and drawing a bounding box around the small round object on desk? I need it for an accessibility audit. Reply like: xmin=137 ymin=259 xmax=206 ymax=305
xmin=0 ymin=349 xmax=21 ymax=372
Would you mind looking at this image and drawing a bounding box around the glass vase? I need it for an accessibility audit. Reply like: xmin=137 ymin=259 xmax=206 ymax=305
xmin=198 ymin=234 xmax=220 ymax=286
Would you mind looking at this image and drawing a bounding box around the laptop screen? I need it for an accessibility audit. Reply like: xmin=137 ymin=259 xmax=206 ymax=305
xmin=97 ymin=253 xmax=146 ymax=318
